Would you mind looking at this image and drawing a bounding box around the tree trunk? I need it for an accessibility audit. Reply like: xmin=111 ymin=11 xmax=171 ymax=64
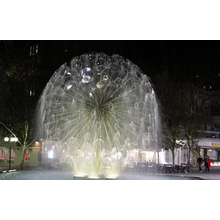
xmin=187 ymin=137 xmax=192 ymax=165
xmin=19 ymin=148 xmax=25 ymax=170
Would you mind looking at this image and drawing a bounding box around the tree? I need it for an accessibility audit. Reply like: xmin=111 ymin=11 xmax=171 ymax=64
xmin=0 ymin=122 xmax=34 ymax=169
xmin=153 ymin=70 xmax=186 ymax=165
xmin=150 ymin=42 xmax=214 ymax=165
xmin=179 ymin=84 xmax=211 ymax=165
xmin=0 ymin=41 xmax=43 ymax=169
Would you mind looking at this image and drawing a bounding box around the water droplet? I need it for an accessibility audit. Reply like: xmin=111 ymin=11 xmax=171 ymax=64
xmin=82 ymin=75 xmax=91 ymax=83
xmin=96 ymin=81 xmax=105 ymax=89
xmin=103 ymin=75 xmax=108 ymax=80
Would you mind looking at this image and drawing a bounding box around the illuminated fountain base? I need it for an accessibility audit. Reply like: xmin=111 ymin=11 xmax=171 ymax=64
xmin=87 ymin=176 xmax=100 ymax=180
xmin=105 ymin=175 xmax=119 ymax=180
xmin=73 ymin=174 xmax=118 ymax=180
xmin=73 ymin=174 xmax=88 ymax=180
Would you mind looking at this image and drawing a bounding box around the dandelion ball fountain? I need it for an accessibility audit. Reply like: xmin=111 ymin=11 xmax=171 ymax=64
xmin=36 ymin=52 xmax=160 ymax=179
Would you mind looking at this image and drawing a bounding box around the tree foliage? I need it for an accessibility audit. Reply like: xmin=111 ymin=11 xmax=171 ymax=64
xmin=151 ymin=45 xmax=214 ymax=165
xmin=0 ymin=41 xmax=42 ymax=168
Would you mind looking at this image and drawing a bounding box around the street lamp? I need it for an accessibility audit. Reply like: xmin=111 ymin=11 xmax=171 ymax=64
xmin=4 ymin=137 xmax=18 ymax=171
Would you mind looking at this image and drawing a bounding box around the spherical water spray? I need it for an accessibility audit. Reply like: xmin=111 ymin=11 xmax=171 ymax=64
xmin=36 ymin=53 xmax=160 ymax=179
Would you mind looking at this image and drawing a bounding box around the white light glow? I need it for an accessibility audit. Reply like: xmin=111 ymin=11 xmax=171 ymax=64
xmin=48 ymin=150 xmax=54 ymax=159
xmin=10 ymin=137 xmax=18 ymax=142
xmin=4 ymin=137 xmax=18 ymax=142
xmin=82 ymin=75 xmax=91 ymax=83
xmin=67 ymin=84 xmax=72 ymax=90
xmin=4 ymin=137 xmax=9 ymax=142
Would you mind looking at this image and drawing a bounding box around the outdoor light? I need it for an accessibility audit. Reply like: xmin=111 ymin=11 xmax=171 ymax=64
xmin=34 ymin=141 xmax=40 ymax=147
xmin=4 ymin=136 xmax=18 ymax=171
xmin=4 ymin=137 xmax=9 ymax=142
xmin=10 ymin=137 xmax=18 ymax=142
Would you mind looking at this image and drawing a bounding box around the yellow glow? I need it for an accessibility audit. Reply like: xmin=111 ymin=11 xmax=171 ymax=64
xmin=34 ymin=141 xmax=40 ymax=147
xmin=87 ymin=176 xmax=100 ymax=179
xmin=74 ymin=174 xmax=87 ymax=177
xmin=105 ymin=175 xmax=118 ymax=179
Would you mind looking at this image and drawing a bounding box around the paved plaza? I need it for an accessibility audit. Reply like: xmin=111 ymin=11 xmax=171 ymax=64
xmin=163 ymin=165 xmax=220 ymax=180
xmin=1 ymin=165 xmax=220 ymax=180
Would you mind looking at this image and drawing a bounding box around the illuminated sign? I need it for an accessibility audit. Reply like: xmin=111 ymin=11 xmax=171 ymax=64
xmin=211 ymin=143 xmax=220 ymax=147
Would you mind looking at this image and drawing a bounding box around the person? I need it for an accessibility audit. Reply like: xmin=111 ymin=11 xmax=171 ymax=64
xmin=197 ymin=155 xmax=203 ymax=172
xmin=204 ymin=155 xmax=211 ymax=173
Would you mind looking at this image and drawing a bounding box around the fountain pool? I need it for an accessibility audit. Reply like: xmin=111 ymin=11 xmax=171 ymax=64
xmin=0 ymin=170 xmax=202 ymax=180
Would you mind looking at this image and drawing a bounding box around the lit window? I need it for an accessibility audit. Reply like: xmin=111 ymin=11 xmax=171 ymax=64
xmin=28 ymin=83 xmax=35 ymax=96
xmin=30 ymin=46 xmax=32 ymax=56
xmin=32 ymin=46 xmax=35 ymax=56
xmin=36 ymin=45 xmax=38 ymax=54
xmin=24 ymin=150 xmax=31 ymax=162
xmin=0 ymin=148 xmax=5 ymax=160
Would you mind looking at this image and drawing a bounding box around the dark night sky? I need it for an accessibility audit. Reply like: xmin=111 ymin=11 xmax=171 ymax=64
xmin=1 ymin=40 xmax=220 ymax=90
xmin=38 ymin=40 xmax=220 ymax=72
xmin=38 ymin=40 xmax=220 ymax=89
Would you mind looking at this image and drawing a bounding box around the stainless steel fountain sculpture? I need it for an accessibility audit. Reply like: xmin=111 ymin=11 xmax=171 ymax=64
xmin=36 ymin=53 xmax=160 ymax=179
